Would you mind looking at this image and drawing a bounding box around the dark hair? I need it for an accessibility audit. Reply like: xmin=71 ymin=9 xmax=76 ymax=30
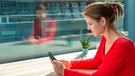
xmin=83 ymin=2 xmax=124 ymax=30
xmin=35 ymin=3 xmax=47 ymax=11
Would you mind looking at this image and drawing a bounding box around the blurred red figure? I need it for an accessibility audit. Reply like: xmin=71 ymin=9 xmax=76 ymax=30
xmin=28 ymin=3 xmax=57 ymax=44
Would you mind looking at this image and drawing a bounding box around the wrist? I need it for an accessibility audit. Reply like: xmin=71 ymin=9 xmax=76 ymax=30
xmin=61 ymin=68 xmax=65 ymax=76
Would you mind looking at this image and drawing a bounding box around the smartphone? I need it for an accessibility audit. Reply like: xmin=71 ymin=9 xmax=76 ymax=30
xmin=48 ymin=51 xmax=57 ymax=60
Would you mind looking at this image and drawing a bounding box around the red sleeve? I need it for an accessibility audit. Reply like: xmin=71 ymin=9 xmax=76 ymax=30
xmin=70 ymin=56 xmax=101 ymax=69
xmin=28 ymin=18 xmax=40 ymax=39
xmin=70 ymin=36 xmax=105 ymax=69
xmin=38 ymin=18 xmax=57 ymax=43
xmin=64 ymin=68 xmax=93 ymax=76
xmin=64 ymin=38 xmax=133 ymax=76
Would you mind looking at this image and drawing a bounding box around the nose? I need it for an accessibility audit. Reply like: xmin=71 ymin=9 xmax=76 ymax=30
xmin=87 ymin=25 xmax=91 ymax=30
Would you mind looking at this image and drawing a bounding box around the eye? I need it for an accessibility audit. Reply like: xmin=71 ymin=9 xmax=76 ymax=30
xmin=88 ymin=23 xmax=92 ymax=26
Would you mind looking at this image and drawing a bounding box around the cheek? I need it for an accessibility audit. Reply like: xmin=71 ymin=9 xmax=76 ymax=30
xmin=92 ymin=25 xmax=103 ymax=36
xmin=96 ymin=25 xmax=105 ymax=34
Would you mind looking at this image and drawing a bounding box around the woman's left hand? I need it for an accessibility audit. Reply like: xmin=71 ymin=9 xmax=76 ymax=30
xmin=29 ymin=39 xmax=39 ymax=44
xmin=50 ymin=59 xmax=66 ymax=76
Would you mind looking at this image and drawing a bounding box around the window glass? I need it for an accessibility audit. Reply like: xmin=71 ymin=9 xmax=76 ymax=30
xmin=0 ymin=0 xmax=123 ymax=64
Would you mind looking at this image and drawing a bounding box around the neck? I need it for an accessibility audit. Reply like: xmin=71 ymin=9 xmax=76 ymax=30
xmin=102 ymin=29 xmax=125 ymax=42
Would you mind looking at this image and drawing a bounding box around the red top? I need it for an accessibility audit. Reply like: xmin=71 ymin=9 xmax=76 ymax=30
xmin=28 ymin=18 xmax=57 ymax=43
xmin=64 ymin=36 xmax=135 ymax=76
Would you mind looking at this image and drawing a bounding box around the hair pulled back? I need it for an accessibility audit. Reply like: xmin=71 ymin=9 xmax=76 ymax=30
xmin=83 ymin=2 xmax=124 ymax=30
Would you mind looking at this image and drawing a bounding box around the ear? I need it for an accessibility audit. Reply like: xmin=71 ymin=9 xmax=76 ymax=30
xmin=100 ymin=17 xmax=106 ymax=26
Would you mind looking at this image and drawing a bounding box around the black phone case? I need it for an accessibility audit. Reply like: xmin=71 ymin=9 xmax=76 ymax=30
xmin=48 ymin=51 xmax=57 ymax=60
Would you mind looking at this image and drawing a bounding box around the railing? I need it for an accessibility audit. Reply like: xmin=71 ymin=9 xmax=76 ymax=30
xmin=0 ymin=13 xmax=87 ymax=41
xmin=0 ymin=13 xmax=84 ymax=24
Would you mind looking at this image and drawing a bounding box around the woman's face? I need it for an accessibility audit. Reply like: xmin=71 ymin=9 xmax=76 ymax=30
xmin=35 ymin=10 xmax=48 ymax=20
xmin=84 ymin=16 xmax=105 ymax=37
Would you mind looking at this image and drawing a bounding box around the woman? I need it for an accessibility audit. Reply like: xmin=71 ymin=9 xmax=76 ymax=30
xmin=28 ymin=3 xmax=57 ymax=44
xmin=51 ymin=2 xmax=135 ymax=76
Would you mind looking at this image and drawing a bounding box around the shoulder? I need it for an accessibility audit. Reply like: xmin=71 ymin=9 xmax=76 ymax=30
xmin=34 ymin=18 xmax=39 ymax=21
xmin=47 ymin=18 xmax=57 ymax=23
xmin=113 ymin=38 xmax=134 ymax=50
xmin=115 ymin=38 xmax=133 ymax=45
xmin=108 ymin=38 xmax=135 ymax=61
xmin=48 ymin=18 xmax=56 ymax=21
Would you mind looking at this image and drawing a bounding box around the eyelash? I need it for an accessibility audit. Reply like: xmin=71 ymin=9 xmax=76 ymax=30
xmin=88 ymin=24 xmax=92 ymax=26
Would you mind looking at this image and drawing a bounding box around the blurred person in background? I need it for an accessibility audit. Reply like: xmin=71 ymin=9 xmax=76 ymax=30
xmin=26 ymin=3 xmax=57 ymax=44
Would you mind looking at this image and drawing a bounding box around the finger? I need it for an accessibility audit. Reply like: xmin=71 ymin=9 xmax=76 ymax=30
xmin=50 ymin=59 xmax=56 ymax=65
xmin=53 ymin=60 xmax=62 ymax=67
xmin=49 ymin=58 xmax=53 ymax=63
xmin=56 ymin=61 xmax=65 ymax=69
xmin=58 ymin=59 xmax=64 ymax=62
xmin=53 ymin=60 xmax=59 ymax=64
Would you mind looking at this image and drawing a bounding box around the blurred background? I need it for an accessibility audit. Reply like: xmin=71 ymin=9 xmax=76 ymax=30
xmin=0 ymin=0 xmax=129 ymax=64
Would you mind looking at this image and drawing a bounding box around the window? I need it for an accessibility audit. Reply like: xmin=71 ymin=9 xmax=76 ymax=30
xmin=0 ymin=0 xmax=124 ymax=64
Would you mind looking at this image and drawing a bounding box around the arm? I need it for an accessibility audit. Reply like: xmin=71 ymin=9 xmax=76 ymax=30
xmin=71 ymin=52 xmax=102 ymax=69
xmin=38 ymin=18 xmax=57 ymax=43
xmin=70 ymin=36 xmax=105 ymax=69
xmin=28 ymin=18 xmax=40 ymax=40
xmin=64 ymin=41 xmax=132 ymax=76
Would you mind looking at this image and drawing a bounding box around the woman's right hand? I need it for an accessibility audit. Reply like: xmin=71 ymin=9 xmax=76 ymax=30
xmin=50 ymin=59 xmax=65 ymax=76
